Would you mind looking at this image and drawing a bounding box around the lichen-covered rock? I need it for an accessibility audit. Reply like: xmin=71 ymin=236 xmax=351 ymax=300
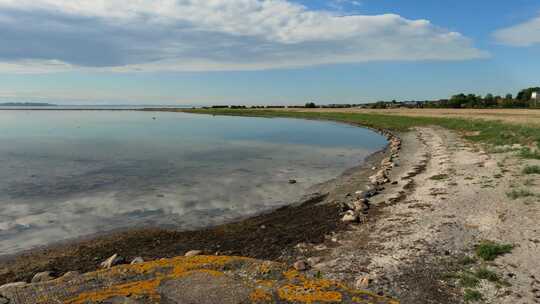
xmin=0 ymin=256 xmax=398 ymax=304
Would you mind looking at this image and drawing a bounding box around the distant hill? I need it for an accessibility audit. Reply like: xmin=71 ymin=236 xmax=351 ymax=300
xmin=0 ymin=102 xmax=57 ymax=107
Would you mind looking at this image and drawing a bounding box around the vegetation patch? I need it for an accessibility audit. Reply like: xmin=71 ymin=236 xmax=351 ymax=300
xmin=520 ymin=148 xmax=540 ymax=160
xmin=430 ymin=174 xmax=449 ymax=181
xmin=474 ymin=267 xmax=499 ymax=283
xmin=458 ymin=273 xmax=480 ymax=288
xmin=464 ymin=289 xmax=483 ymax=302
xmin=523 ymin=165 xmax=540 ymax=175
xmin=506 ymin=189 xmax=536 ymax=200
xmin=475 ymin=241 xmax=513 ymax=261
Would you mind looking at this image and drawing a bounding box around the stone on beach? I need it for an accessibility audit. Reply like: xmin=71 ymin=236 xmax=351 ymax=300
xmin=185 ymin=250 xmax=203 ymax=257
xmin=341 ymin=210 xmax=359 ymax=223
xmin=31 ymin=271 xmax=55 ymax=283
xmin=130 ymin=257 xmax=145 ymax=265
xmin=293 ymin=260 xmax=307 ymax=271
xmin=100 ymin=254 xmax=124 ymax=269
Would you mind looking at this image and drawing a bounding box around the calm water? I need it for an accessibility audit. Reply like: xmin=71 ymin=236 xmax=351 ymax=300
xmin=0 ymin=111 xmax=386 ymax=255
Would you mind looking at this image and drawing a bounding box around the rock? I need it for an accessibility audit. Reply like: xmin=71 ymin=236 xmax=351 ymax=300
xmin=31 ymin=271 xmax=54 ymax=283
xmin=61 ymin=271 xmax=81 ymax=280
xmin=355 ymin=191 xmax=365 ymax=198
xmin=0 ymin=282 xmax=26 ymax=291
xmin=185 ymin=250 xmax=203 ymax=257
xmin=293 ymin=260 xmax=307 ymax=271
xmin=341 ymin=210 xmax=359 ymax=223
xmin=288 ymin=179 xmax=297 ymax=184
xmin=0 ymin=296 xmax=8 ymax=304
xmin=355 ymin=276 xmax=371 ymax=289
xmin=100 ymin=254 xmax=124 ymax=269
xmin=158 ymin=271 xmax=252 ymax=304
xmin=307 ymin=257 xmax=322 ymax=265
xmin=314 ymin=244 xmax=328 ymax=251
xmin=130 ymin=257 xmax=144 ymax=265
xmin=259 ymin=225 xmax=266 ymax=230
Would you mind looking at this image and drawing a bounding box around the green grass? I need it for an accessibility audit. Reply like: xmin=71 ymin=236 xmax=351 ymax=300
xmin=177 ymin=109 xmax=540 ymax=157
xmin=475 ymin=267 xmax=499 ymax=282
xmin=520 ymin=148 xmax=540 ymax=160
xmin=458 ymin=256 xmax=477 ymax=266
xmin=464 ymin=289 xmax=483 ymax=302
xmin=430 ymin=174 xmax=449 ymax=180
xmin=506 ymin=189 xmax=536 ymax=200
xmin=475 ymin=241 xmax=513 ymax=261
xmin=523 ymin=165 xmax=540 ymax=174
xmin=459 ymin=273 xmax=481 ymax=288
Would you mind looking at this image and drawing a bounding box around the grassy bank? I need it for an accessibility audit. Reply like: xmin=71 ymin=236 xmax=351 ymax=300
xmin=171 ymin=109 xmax=540 ymax=157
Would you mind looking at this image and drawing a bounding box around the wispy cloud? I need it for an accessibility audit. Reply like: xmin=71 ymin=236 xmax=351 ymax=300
xmin=0 ymin=0 xmax=486 ymax=73
xmin=493 ymin=13 xmax=540 ymax=46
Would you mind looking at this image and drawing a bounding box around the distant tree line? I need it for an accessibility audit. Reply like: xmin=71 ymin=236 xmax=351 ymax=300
xmin=422 ymin=87 xmax=539 ymax=109
xmin=201 ymin=87 xmax=539 ymax=110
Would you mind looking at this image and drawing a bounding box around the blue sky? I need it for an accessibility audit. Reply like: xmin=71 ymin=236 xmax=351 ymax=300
xmin=0 ymin=0 xmax=539 ymax=105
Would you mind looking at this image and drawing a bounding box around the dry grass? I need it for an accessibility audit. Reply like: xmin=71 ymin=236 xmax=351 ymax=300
xmin=277 ymin=108 xmax=540 ymax=127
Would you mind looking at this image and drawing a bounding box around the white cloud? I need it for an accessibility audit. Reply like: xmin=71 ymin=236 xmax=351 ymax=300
xmin=493 ymin=13 xmax=540 ymax=47
xmin=0 ymin=0 xmax=486 ymax=73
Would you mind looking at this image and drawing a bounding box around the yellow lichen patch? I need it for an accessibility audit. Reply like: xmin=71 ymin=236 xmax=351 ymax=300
xmin=250 ymin=288 xmax=273 ymax=302
xmin=278 ymin=284 xmax=342 ymax=303
xmin=64 ymin=279 xmax=161 ymax=304
xmin=283 ymin=269 xmax=302 ymax=281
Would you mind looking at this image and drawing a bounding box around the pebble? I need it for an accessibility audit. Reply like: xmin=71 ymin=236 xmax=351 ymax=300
xmin=184 ymin=250 xmax=203 ymax=257
xmin=288 ymin=179 xmax=297 ymax=184
xmin=61 ymin=271 xmax=81 ymax=280
xmin=307 ymin=257 xmax=322 ymax=265
xmin=355 ymin=276 xmax=371 ymax=289
xmin=130 ymin=257 xmax=145 ymax=265
xmin=293 ymin=260 xmax=307 ymax=271
xmin=31 ymin=271 xmax=55 ymax=283
xmin=341 ymin=210 xmax=359 ymax=223
xmin=100 ymin=254 xmax=124 ymax=269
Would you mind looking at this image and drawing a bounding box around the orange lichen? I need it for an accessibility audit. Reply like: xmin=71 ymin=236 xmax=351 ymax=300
xmin=250 ymin=288 xmax=273 ymax=302
xmin=278 ymin=284 xmax=342 ymax=303
xmin=65 ymin=279 xmax=161 ymax=304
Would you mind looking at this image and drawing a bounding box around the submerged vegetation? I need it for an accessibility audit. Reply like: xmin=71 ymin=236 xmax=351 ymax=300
xmin=179 ymin=109 xmax=540 ymax=158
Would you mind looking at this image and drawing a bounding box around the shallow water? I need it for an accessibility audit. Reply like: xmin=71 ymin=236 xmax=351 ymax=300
xmin=0 ymin=110 xmax=387 ymax=255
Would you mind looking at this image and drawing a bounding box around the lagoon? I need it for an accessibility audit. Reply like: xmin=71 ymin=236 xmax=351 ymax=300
xmin=0 ymin=110 xmax=387 ymax=255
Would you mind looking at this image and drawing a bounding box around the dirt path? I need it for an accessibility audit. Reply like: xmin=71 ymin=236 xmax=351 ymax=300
xmin=297 ymin=127 xmax=540 ymax=304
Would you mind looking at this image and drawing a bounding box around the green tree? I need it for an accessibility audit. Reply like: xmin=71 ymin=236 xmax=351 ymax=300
xmin=516 ymin=87 xmax=540 ymax=101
